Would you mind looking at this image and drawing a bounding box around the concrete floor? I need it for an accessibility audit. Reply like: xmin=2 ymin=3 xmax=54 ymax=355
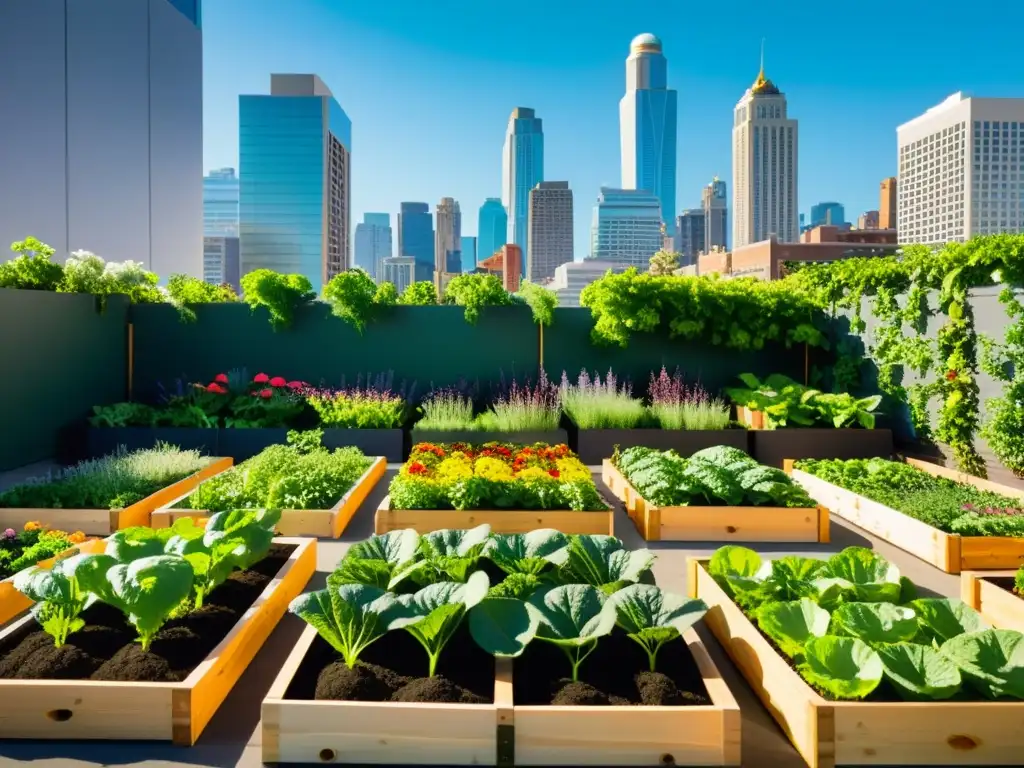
xmin=0 ymin=466 xmax=986 ymax=768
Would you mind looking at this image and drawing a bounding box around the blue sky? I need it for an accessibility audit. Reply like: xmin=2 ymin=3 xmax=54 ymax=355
xmin=202 ymin=0 xmax=1023 ymax=259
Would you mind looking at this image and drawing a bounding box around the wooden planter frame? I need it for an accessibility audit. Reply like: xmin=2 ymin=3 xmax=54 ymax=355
xmin=788 ymin=457 xmax=1024 ymax=574
xmin=0 ymin=536 xmax=315 ymax=744
xmin=263 ymin=624 xmax=741 ymax=767
xmin=0 ymin=538 xmax=108 ymax=626
xmin=152 ymin=456 xmax=387 ymax=538
xmin=690 ymin=558 xmax=1024 ymax=768
xmin=602 ymin=460 xmax=828 ymax=543
xmin=0 ymin=457 xmax=233 ymax=536
xmin=374 ymin=495 xmax=614 ymax=536
xmin=961 ymin=570 xmax=1024 ymax=632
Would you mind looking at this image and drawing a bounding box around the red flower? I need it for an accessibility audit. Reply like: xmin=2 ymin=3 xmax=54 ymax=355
xmin=548 ymin=469 xmax=560 ymax=478
xmin=408 ymin=462 xmax=427 ymax=475
xmin=945 ymin=370 xmax=958 ymax=381
xmin=258 ymin=388 xmax=273 ymax=399
xmin=270 ymin=376 xmax=287 ymax=387
xmin=253 ymin=373 xmax=270 ymax=384
xmin=207 ymin=383 xmax=227 ymax=394
xmin=286 ymin=380 xmax=304 ymax=390
xmin=497 ymin=447 xmax=511 ymax=457
xmin=214 ymin=373 xmax=229 ymax=384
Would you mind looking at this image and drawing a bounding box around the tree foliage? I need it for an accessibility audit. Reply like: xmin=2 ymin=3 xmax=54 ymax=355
xmin=649 ymin=249 xmax=681 ymax=276
xmin=240 ymin=269 xmax=316 ymax=331
xmin=399 ymin=281 xmax=438 ymax=306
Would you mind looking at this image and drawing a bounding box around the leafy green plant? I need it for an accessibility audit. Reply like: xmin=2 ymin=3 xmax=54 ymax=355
xmin=559 ymin=535 xmax=654 ymax=593
xmin=559 ymin=369 xmax=646 ymax=429
xmin=515 ymin=281 xmax=557 ymax=326
xmin=240 ymin=269 xmax=316 ymax=331
xmin=726 ymin=373 xmax=881 ymax=429
xmin=399 ymin=281 xmax=438 ymax=306
xmin=89 ymin=402 xmax=158 ymax=428
xmin=830 ymin=602 xmax=918 ymax=644
xmin=907 ymin=597 xmax=990 ymax=643
xmin=941 ymin=628 xmax=1024 ymax=699
xmin=373 ymin=281 xmax=398 ymax=305
xmin=608 ymin=584 xmax=707 ymax=671
xmin=0 ymin=237 xmax=65 ymax=290
xmin=755 ymin=598 xmax=830 ymax=657
xmin=483 ymin=530 xmax=569 ymax=576
xmin=323 ymin=268 xmax=394 ymax=333
xmin=468 ymin=595 xmax=542 ymax=657
xmin=416 ymin=389 xmax=476 ymax=430
xmin=443 ymin=273 xmax=513 ymax=324
xmin=874 ymin=642 xmax=962 ymax=701
xmin=391 ymin=525 xmax=492 ymax=588
xmin=305 ymin=386 xmax=406 ymax=429
xmin=329 ymin=529 xmax=422 ymax=590
xmin=798 ymin=636 xmax=883 ymax=699
xmin=1016 ymin=565 xmax=1024 ymax=596
xmin=528 ymin=583 xmax=617 ymax=681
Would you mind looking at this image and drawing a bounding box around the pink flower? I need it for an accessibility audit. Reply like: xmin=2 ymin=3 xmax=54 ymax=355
xmin=214 ymin=373 xmax=229 ymax=384
xmin=269 ymin=376 xmax=287 ymax=387
xmin=287 ymin=380 xmax=304 ymax=390
xmin=2 ymin=528 xmax=15 ymax=539
xmin=253 ymin=373 xmax=270 ymax=384
xmin=207 ymin=383 xmax=227 ymax=394
xmin=258 ymin=388 xmax=273 ymax=399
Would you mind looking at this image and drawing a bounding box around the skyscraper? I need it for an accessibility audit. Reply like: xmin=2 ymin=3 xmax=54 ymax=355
xmin=0 ymin=0 xmax=203 ymax=276
xmin=434 ymin=198 xmax=462 ymax=274
xmin=528 ymin=182 xmax=574 ymax=281
xmin=354 ymin=213 xmax=392 ymax=281
xmin=203 ymin=236 xmax=240 ymax=292
xmin=398 ymin=202 xmax=434 ymax=282
xmin=590 ymin=188 xmax=663 ymax=267
xmin=702 ymin=177 xmax=728 ymax=251
xmin=810 ymin=202 xmax=846 ymax=226
xmin=620 ymin=34 xmax=678 ymax=236
xmin=879 ymin=177 xmax=897 ymax=230
xmin=461 ymin=236 xmax=478 ymax=272
xmin=478 ymin=198 xmax=508 ymax=263
xmin=502 ymin=108 xmax=544 ymax=274
xmin=204 ymin=168 xmax=239 ymax=238
xmin=732 ymin=63 xmax=799 ymax=247
xmin=382 ymin=256 xmax=415 ymax=294
xmin=675 ymin=210 xmax=705 ymax=265
xmin=239 ymin=74 xmax=351 ymax=293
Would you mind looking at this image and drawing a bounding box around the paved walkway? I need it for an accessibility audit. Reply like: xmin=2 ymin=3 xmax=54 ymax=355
xmin=0 ymin=466 xmax=980 ymax=767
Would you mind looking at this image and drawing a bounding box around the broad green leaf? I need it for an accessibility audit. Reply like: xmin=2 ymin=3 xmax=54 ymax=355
xmin=831 ymin=602 xmax=919 ymax=644
xmin=608 ymin=584 xmax=708 ymax=671
xmin=707 ymin=545 xmax=770 ymax=596
xmin=346 ymin=528 xmax=421 ymax=565
xmin=105 ymin=527 xmax=165 ymax=563
xmin=330 ymin=558 xmax=394 ymax=590
xmin=100 ymin=555 xmax=194 ymax=649
xmin=562 ymin=535 xmax=653 ymax=588
xmin=940 ymin=629 xmax=1024 ymax=699
xmin=484 ymin=529 xmax=568 ymax=575
xmin=528 ymin=584 xmax=617 ymax=646
xmin=875 ymin=642 xmax=961 ymax=701
xmin=814 ymin=547 xmax=901 ymax=603
xmin=909 ymin=598 xmax=989 ymax=643
xmin=756 ymin=598 xmax=830 ymax=658
xmin=468 ymin=597 xmax=541 ymax=657
xmin=798 ymin=636 xmax=883 ymax=700
xmin=421 ymin=524 xmax=492 ymax=557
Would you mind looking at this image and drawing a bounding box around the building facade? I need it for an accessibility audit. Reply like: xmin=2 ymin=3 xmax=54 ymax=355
xmin=397 ymin=202 xmax=434 ymax=282
xmin=810 ymin=201 xmax=845 ymax=226
xmin=382 ymin=256 xmax=415 ymax=295
xmin=0 ymin=0 xmax=203 ymax=276
xmin=477 ymin=198 xmax=507 ymax=264
xmin=434 ymin=197 xmax=462 ymax=274
xmin=702 ymin=177 xmax=728 ymax=251
xmin=620 ymin=33 xmax=678 ymax=236
xmin=202 ymin=236 xmax=240 ymax=291
xmin=502 ymin=108 xmax=544 ymax=274
xmin=549 ymin=260 xmax=632 ymax=307
xmin=239 ymin=74 xmax=351 ymax=293
xmin=590 ymin=187 xmax=663 ymax=267
xmin=857 ymin=210 xmax=880 ymax=229
xmin=879 ymin=177 xmax=897 ymax=230
xmin=354 ymin=212 xmax=392 ymax=281
xmin=203 ymin=168 xmax=239 ymax=238
xmin=479 ymin=244 xmax=522 ymax=292
xmin=675 ymin=209 xmax=706 ymax=265
xmin=461 ymin=236 xmax=478 ymax=272
xmin=732 ymin=67 xmax=799 ymax=247
xmin=897 ymin=93 xmax=1024 ymax=245
xmin=527 ymin=182 xmax=574 ymax=281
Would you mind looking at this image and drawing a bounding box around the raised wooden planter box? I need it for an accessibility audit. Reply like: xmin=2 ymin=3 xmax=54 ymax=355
xmin=263 ymin=623 xmax=513 ymax=765
xmin=572 ymin=428 xmax=749 ymax=466
xmin=86 ymin=427 xmax=219 ymax=459
xmin=690 ymin=558 xmax=1024 ymax=768
xmin=0 ymin=456 xmax=233 ymax=536
xmin=0 ymin=538 xmax=108 ymax=626
xmin=790 ymin=458 xmax=1024 ymax=574
xmin=961 ymin=570 xmax=1024 ymax=632
xmin=152 ymin=456 xmax=387 ymax=538
xmin=375 ymin=495 xmax=614 ymax=536
xmin=510 ymin=628 xmax=741 ymax=766
xmin=602 ymin=461 xmax=828 ymax=543
xmin=0 ymin=536 xmax=316 ymax=744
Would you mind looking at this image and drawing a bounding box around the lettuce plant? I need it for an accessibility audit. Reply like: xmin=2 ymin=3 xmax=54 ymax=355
xmin=908 ymin=597 xmax=990 ymax=643
xmin=608 ymin=584 xmax=708 ymax=671
xmin=798 ymin=636 xmax=883 ymax=699
xmin=755 ymin=598 xmax=830 ymax=658
xmin=559 ymin=535 xmax=654 ymax=594
xmin=105 ymin=527 xmax=168 ymax=562
xmin=940 ymin=629 xmax=1024 ymax=699
xmin=399 ymin=570 xmax=490 ymax=676
xmin=527 ymin=584 xmax=617 ymax=681
xmin=831 ymin=602 xmax=919 ymax=644
xmin=875 ymin=643 xmax=962 ymax=701
xmin=329 ymin=529 xmax=422 ymax=590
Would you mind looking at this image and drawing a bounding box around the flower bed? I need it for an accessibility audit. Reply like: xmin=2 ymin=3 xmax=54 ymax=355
xmin=153 ymin=431 xmax=383 ymax=538
xmin=691 ymin=545 xmax=1024 ymax=767
xmin=961 ymin=566 xmax=1024 ymax=632
xmin=0 ymin=445 xmax=231 ymax=535
xmin=0 ymin=512 xmax=315 ymax=743
xmin=377 ymin=442 xmax=612 ymax=535
xmin=605 ymin=446 xmax=826 ymax=543
xmin=792 ymin=456 xmax=1024 ymax=573
xmin=262 ymin=527 xmax=740 ymax=766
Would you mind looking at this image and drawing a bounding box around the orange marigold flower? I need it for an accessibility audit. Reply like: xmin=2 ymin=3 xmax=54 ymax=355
xmin=67 ymin=531 xmax=87 ymax=544
xmin=408 ymin=461 xmax=428 ymax=475
xmin=23 ymin=521 xmax=42 ymax=532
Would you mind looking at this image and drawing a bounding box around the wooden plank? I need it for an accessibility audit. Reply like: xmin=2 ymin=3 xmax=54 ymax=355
xmin=692 ymin=558 xmax=1024 ymax=767
xmin=905 ymin=457 xmax=1024 ymax=501
xmin=0 ymin=536 xmax=314 ymax=743
xmin=262 ymin=624 xmax=503 ymax=765
xmin=330 ymin=457 xmax=387 ymax=538
xmin=0 ymin=537 xmax=108 ymax=626
xmin=960 ymin=536 xmax=1024 ymax=571
xmin=375 ymin=496 xmax=614 ymax=536
xmin=961 ymin=570 xmax=1024 ymax=632
xmin=0 ymin=456 xmax=234 ymax=535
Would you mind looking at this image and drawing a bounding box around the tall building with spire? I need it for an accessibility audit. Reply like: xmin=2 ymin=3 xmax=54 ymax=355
xmin=620 ymin=33 xmax=678 ymax=236
xmin=731 ymin=55 xmax=799 ymax=247
xmin=502 ymin=108 xmax=544 ymax=275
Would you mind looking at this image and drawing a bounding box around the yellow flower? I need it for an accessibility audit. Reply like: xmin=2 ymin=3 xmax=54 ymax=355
xmin=474 ymin=457 xmax=515 ymax=482
xmin=23 ymin=521 xmax=42 ymax=532
xmin=436 ymin=456 xmax=473 ymax=483
xmin=555 ymin=457 xmax=591 ymax=482
xmin=516 ymin=467 xmax=558 ymax=483
xmin=67 ymin=531 xmax=87 ymax=544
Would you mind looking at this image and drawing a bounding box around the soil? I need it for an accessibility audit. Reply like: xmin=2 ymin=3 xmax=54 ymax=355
xmin=986 ymin=576 xmax=1022 ymax=598
xmin=0 ymin=544 xmax=294 ymax=682
xmin=286 ymin=622 xmax=494 ymax=704
xmin=513 ymin=628 xmax=710 ymax=706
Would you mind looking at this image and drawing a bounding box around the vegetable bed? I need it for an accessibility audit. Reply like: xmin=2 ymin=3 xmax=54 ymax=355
xmin=0 ymin=446 xmax=232 ymax=535
xmin=377 ymin=442 xmax=613 ymax=535
xmin=153 ymin=433 xmax=384 ymax=538
xmin=962 ymin=569 xmax=1024 ymax=632
xmin=573 ymin=427 xmax=748 ymax=466
xmin=792 ymin=457 xmax=1024 ymax=573
xmin=263 ymin=526 xmax=740 ymax=766
xmin=691 ymin=546 xmax=1024 ymax=768
xmin=605 ymin=446 xmax=827 ymax=543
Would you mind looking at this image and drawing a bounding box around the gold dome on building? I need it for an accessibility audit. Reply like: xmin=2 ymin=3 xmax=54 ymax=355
xmin=750 ymin=66 xmax=781 ymax=95
xmin=630 ymin=33 xmax=662 ymax=53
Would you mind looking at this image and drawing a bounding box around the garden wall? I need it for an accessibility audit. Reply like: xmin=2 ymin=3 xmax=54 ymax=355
xmin=0 ymin=289 xmax=127 ymax=471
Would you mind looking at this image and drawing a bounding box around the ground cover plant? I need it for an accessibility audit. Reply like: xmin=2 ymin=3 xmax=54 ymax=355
xmin=726 ymin=373 xmax=882 ymax=430
xmin=615 ymin=445 xmax=815 ymax=508
xmin=415 ymin=374 xmax=561 ymax=432
xmin=304 ymin=385 xmax=405 ymax=429
xmin=707 ymin=544 xmax=1024 ymax=701
xmin=0 ymin=444 xmax=211 ymax=511
xmin=0 ymin=509 xmax=285 ymax=680
xmin=179 ymin=430 xmax=372 ymax=512
xmin=0 ymin=522 xmax=89 ymax=580
xmin=388 ymin=442 xmax=606 ymax=512
xmin=288 ymin=526 xmax=713 ymax=706
xmin=796 ymin=458 xmax=1024 ymax=536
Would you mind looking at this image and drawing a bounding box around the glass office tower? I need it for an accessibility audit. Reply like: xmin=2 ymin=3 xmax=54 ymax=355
xmin=398 ymin=202 xmax=434 ymax=282
xmin=477 ymin=198 xmax=508 ymax=265
xmin=502 ymin=108 xmax=544 ymax=275
xmin=203 ymin=168 xmax=239 ymax=237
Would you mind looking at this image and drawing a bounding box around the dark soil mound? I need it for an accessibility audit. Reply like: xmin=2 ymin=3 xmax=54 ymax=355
xmin=315 ymin=662 xmax=405 ymax=701
xmin=551 ymin=681 xmax=610 ymax=706
xmin=392 ymin=675 xmax=486 ymax=704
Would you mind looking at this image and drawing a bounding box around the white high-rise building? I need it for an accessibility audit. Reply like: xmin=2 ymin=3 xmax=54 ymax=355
xmin=897 ymin=93 xmax=1024 ymax=245
xmin=732 ymin=66 xmax=799 ymax=247
xmin=528 ymin=182 xmax=574 ymax=281
xmin=354 ymin=213 xmax=392 ymax=281
xmin=590 ymin=187 xmax=663 ymax=267
xmin=549 ymin=261 xmax=632 ymax=307
xmin=0 ymin=0 xmax=203 ymax=276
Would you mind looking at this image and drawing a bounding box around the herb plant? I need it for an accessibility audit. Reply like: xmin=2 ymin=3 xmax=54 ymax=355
xmin=560 ymin=370 xmax=646 ymax=429
xmin=305 ymin=386 xmax=406 ymax=428
xmin=648 ymin=367 xmax=730 ymax=430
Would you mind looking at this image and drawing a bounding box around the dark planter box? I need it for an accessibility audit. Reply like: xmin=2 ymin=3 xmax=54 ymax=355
xmin=86 ymin=427 xmax=219 ymax=458
xmin=410 ymin=428 xmax=569 ymax=451
xmin=217 ymin=428 xmax=289 ymax=462
xmin=320 ymin=428 xmax=404 ymax=462
xmin=572 ymin=428 xmax=751 ymax=465
xmin=750 ymin=428 xmax=894 ymax=468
